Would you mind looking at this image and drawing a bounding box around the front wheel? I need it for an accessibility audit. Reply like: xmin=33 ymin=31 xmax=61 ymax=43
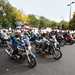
xmin=60 ymin=40 xmax=65 ymax=47
xmin=53 ymin=49 xmax=62 ymax=60
xmin=27 ymin=54 xmax=37 ymax=68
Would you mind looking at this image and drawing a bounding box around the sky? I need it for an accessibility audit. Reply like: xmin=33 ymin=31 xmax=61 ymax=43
xmin=8 ymin=0 xmax=75 ymax=22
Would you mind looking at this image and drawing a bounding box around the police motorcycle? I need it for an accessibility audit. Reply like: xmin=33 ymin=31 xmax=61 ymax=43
xmin=5 ymin=32 xmax=37 ymax=68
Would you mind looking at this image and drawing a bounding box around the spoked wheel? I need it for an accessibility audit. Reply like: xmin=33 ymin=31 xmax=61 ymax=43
xmin=53 ymin=49 xmax=62 ymax=60
xmin=27 ymin=54 xmax=37 ymax=68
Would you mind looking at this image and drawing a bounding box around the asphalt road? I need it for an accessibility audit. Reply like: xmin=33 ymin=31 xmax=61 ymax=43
xmin=0 ymin=44 xmax=75 ymax=75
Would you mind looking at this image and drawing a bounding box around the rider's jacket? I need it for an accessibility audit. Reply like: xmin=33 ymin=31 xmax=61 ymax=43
xmin=10 ymin=34 xmax=30 ymax=49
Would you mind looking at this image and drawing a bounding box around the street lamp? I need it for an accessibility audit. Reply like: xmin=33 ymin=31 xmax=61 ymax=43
xmin=67 ymin=1 xmax=75 ymax=20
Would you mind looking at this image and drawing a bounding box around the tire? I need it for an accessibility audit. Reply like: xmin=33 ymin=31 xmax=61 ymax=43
xmin=17 ymin=54 xmax=25 ymax=63
xmin=27 ymin=54 xmax=37 ymax=68
xmin=53 ymin=49 xmax=62 ymax=60
xmin=57 ymin=44 xmax=60 ymax=50
xmin=60 ymin=40 xmax=65 ymax=47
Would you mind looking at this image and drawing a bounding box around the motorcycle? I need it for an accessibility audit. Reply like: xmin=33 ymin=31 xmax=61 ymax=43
xmin=0 ymin=33 xmax=9 ymax=47
xmin=55 ymin=34 xmax=65 ymax=47
xmin=63 ymin=33 xmax=74 ymax=45
xmin=34 ymin=36 xmax=62 ymax=60
xmin=5 ymin=38 xmax=37 ymax=68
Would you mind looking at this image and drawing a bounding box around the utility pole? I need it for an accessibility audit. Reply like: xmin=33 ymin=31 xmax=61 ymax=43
xmin=67 ymin=1 xmax=75 ymax=20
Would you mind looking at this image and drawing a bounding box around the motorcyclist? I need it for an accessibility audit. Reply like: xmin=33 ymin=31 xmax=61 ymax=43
xmin=10 ymin=30 xmax=22 ymax=55
xmin=21 ymin=31 xmax=31 ymax=49
xmin=11 ymin=30 xmax=31 ymax=56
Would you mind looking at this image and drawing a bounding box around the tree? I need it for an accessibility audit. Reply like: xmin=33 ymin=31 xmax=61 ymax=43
xmin=39 ymin=16 xmax=51 ymax=28
xmin=59 ymin=20 xmax=69 ymax=30
xmin=49 ymin=21 xmax=58 ymax=29
xmin=0 ymin=0 xmax=17 ymax=28
xmin=26 ymin=15 xmax=39 ymax=27
xmin=69 ymin=12 xmax=75 ymax=30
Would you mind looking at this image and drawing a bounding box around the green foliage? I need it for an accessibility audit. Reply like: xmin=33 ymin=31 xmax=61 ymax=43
xmin=27 ymin=15 xmax=39 ymax=27
xmin=59 ymin=20 xmax=69 ymax=30
xmin=0 ymin=0 xmax=17 ymax=28
xmin=49 ymin=21 xmax=58 ymax=29
xmin=39 ymin=16 xmax=51 ymax=28
xmin=0 ymin=0 xmax=28 ymax=28
xmin=27 ymin=15 xmax=58 ymax=29
xmin=0 ymin=0 xmax=73 ymax=30
xmin=69 ymin=12 xmax=75 ymax=30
